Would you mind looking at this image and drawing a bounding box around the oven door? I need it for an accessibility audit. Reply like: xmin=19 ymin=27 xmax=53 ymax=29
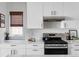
xmin=45 ymin=47 xmax=68 ymax=55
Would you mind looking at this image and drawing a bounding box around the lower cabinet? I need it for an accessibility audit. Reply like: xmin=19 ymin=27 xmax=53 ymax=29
xmin=26 ymin=43 xmax=44 ymax=56
xmin=71 ymin=43 xmax=79 ymax=56
xmin=0 ymin=43 xmax=44 ymax=57
xmin=1 ymin=44 xmax=26 ymax=57
xmin=1 ymin=48 xmax=11 ymax=57
xmin=27 ymin=48 xmax=44 ymax=56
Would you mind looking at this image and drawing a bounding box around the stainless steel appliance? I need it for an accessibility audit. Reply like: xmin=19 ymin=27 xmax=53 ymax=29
xmin=43 ymin=16 xmax=65 ymax=22
xmin=43 ymin=33 xmax=68 ymax=55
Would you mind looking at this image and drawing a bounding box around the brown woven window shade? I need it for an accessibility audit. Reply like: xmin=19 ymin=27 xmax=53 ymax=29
xmin=10 ymin=12 xmax=23 ymax=26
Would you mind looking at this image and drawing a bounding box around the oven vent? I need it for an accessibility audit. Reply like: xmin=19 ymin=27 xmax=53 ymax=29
xmin=43 ymin=16 xmax=65 ymax=22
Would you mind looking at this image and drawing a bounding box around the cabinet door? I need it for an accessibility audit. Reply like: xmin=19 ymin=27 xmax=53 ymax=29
xmin=65 ymin=20 xmax=77 ymax=29
xmin=43 ymin=2 xmax=64 ymax=16
xmin=64 ymin=2 xmax=79 ymax=20
xmin=14 ymin=48 xmax=26 ymax=56
xmin=1 ymin=48 xmax=11 ymax=57
xmin=64 ymin=20 xmax=79 ymax=29
xmin=10 ymin=44 xmax=26 ymax=56
xmin=71 ymin=43 xmax=79 ymax=56
xmin=27 ymin=48 xmax=44 ymax=56
xmin=27 ymin=2 xmax=43 ymax=29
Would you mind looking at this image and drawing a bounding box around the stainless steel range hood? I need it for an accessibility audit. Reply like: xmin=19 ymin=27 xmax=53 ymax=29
xmin=43 ymin=16 xmax=65 ymax=22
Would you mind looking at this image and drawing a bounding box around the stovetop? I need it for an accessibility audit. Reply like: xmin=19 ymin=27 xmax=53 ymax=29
xmin=43 ymin=37 xmax=68 ymax=44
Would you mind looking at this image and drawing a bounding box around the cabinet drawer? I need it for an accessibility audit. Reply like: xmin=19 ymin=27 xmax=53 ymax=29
xmin=71 ymin=48 xmax=79 ymax=55
xmin=71 ymin=49 xmax=79 ymax=55
xmin=72 ymin=48 xmax=79 ymax=51
xmin=10 ymin=44 xmax=25 ymax=47
xmin=10 ymin=45 xmax=26 ymax=49
xmin=72 ymin=51 xmax=79 ymax=55
xmin=27 ymin=48 xmax=44 ymax=55
xmin=71 ymin=44 xmax=79 ymax=49
xmin=27 ymin=44 xmax=44 ymax=49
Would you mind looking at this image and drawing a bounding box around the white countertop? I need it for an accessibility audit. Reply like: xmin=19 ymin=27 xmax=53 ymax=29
xmin=0 ymin=40 xmax=26 ymax=44
xmin=0 ymin=40 xmax=44 ymax=45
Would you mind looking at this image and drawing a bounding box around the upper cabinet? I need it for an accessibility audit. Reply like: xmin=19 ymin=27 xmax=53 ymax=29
xmin=27 ymin=2 xmax=43 ymax=29
xmin=64 ymin=2 xmax=79 ymax=20
xmin=64 ymin=2 xmax=79 ymax=29
xmin=26 ymin=2 xmax=79 ymax=29
xmin=43 ymin=2 xmax=64 ymax=16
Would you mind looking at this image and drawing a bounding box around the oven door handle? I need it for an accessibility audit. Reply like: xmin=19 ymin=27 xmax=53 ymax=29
xmin=45 ymin=47 xmax=68 ymax=48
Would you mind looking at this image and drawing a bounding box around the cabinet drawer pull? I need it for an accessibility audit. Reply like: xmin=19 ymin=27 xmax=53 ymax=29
xmin=75 ymin=49 xmax=79 ymax=51
xmin=75 ymin=45 xmax=79 ymax=46
xmin=33 ymin=45 xmax=38 ymax=46
xmin=11 ymin=50 xmax=17 ymax=55
xmin=33 ymin=49 xmax=38 ymax=51
xmin=11 ymin=50 xmax=12 ymax=55
xmin=11 ymin=45 xmax=16 ymax=46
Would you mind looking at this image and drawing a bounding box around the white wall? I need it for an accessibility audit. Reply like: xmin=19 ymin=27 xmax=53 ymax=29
xmin=25 ymin=28 xmax=70 ymax=42
xmin=0 ymin=3 xmax=7 ymax=42
xmin=0 ymin=3 xmax=7 ymax=14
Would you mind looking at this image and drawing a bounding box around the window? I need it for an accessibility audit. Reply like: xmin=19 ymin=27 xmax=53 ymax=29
xmin=10 ymin=11 xmax=23 ymax=38
xmin=10 ymin=12 xmax=23 ymax=26
xmin=10 ymin=27 xmax=23 ymax=36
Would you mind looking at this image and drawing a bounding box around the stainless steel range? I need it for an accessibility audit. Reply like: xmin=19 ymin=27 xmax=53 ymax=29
xmin=43 ymin=33 xmax=68 ymax=55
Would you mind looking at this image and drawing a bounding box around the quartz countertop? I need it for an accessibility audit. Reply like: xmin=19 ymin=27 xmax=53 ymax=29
xmin=0 ymin=40 xmax=26 ymax=44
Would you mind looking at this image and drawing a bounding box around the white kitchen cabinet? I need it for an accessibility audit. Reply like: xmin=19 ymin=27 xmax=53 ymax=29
xmin=63 ymin=2 xmax=79 ymax=29
xmin=1 ymin=48 xmax=11 ymax=57
xmin=1 ymin=44 xmax=26 ymax=57
xmin=10 ymin=48 xmax=26 ymax=57
xmin=64 ymin=20 xmax=77 ymax=29
xmin=64 ymin=20 xmax=79 ymax=29
xmin=27 ymin=2 xmax=43 ymax=29
xmin=10 ymin=45 xmax=26 ymax=56
xmin=71 ymin=43 xmax=79 ymax=56
xmin=64 ymin=2 xmax=79 ymax=20
xmin=26 ymin=43 xmax=44 ymax=56
xmin=27 ymin=43 xmax=44 ymax=49
xmin=43 ymin=2 xmax=64 ymax=16
xmin=27 ymin=48 xmax=44 ymax=56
